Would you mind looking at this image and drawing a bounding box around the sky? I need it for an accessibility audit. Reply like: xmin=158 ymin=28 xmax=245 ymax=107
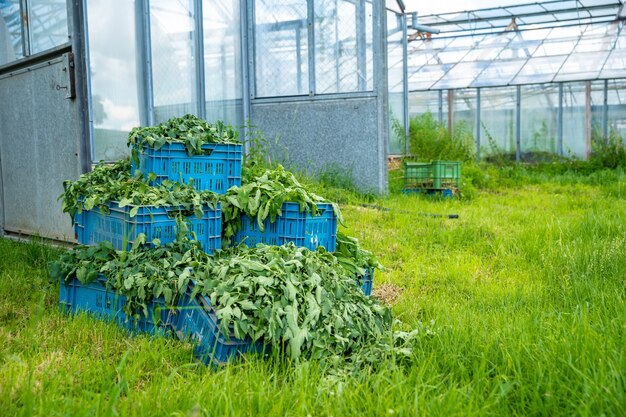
xmin=404 ymin=0 xmax=525 ymax=15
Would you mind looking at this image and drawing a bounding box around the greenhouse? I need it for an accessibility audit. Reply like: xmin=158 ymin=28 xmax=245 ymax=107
xmin=388 ymin=0 xmax=626 ymax=159
xmin=0 ymin=0 xmax=398 ymax=241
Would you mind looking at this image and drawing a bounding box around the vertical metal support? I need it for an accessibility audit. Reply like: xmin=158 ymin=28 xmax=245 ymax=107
xmin=19 ymin=0 xmax=30 ymax=56
xmin=307 ymin=0 xmax=315 ymax=95
xmin=401 ymin=13 xmax=409 ymax=155
xmin=603 ymin=79 xmax=608 ymax=142
xmin=585 ymin=80 xmax=592 ymax=159
xmin=136 ymin=0 xmax=155 ymax=126
xmin=557 ymin=82 xmax=563 ymax=156
xmin=194 ymin=0 xmax=206 ymax=119
xmin=438 ymin=90 xmax=443 ymax=124
xmin=516 ymin=85 xmax=521 ymax=162
xmin=475 ymin=88 xmax=481 ymax=160
xmin=356 ymin=0 xmax=366 ymax=91
xmin=69 ymin=0 xmax=93 ymax=171
xmin=334 ymin=0 xmax=340 ymax=92
xmin=373 ymin=0 xmax=388 ymax=193
xmin=447 ymin=90 xmax=454 ymax=133
xmin=247 ymin=0 xmax=255 ymax=100
xmin=241 ymin=0 xmax=251 ymax=152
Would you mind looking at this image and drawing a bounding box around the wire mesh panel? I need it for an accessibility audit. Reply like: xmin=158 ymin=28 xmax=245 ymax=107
xmin=28 ymin=0 xmax=68 ymax=54
xmin=0 ymin=0 xmax=22 ymax=63
xmin=254 ymin=0 xmax=309 ymax=97
xmin=203 ymin=0 xmax=243 ymax=125
xmin=313 ymin=0 xmax=373 ymax=94
xmin=151 ymin=0 xmax=197 ymax=122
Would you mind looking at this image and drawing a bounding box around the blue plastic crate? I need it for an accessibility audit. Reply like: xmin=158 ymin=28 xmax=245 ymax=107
xmin=234 ymin=202 xmax=337 ymax=252
xmin=58 ymin=275 xmax=173 ymax=335
xmin=359 ymin=267 xmax=374 ymax=296
xmin=131 ymin=142 xmax=242 ymax=193
xmin=172 ymin=283 xmax=265 ymax=367
xmin=74 ymin=201 xmax=221 ymax=253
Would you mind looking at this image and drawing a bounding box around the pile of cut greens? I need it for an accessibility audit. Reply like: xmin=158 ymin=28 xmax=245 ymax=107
xmin=127 ymin=114 xmax=239 ymax=159
xmin=221 ymin=165 xmax=343 ymax=244
xmin=60 ymin=158 xmax=219 ymax=221
xmin=51 ymin=240 xmax=415 ymax=365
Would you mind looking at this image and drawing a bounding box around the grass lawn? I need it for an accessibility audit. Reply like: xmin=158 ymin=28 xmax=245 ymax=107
xmin=1 ymin=169 xmax=625 ymax=416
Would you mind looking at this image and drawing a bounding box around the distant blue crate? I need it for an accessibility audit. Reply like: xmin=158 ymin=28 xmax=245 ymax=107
xmin=74 ymin=201 xmax=221 ymax=253
xmin=172 ymin=283 xmax=266 ymax=367
xmin=359 ymin=267 xmax=374 ymax=296
xmin=131 ymin=142 xmax=242 ymax=193
xmin=402 ymin=188 xmax=455 ymax=198
xmin=58 ymin=275 xmax=173 ymax=335
xmin=234 ymin=202 xmax=337 ymax=252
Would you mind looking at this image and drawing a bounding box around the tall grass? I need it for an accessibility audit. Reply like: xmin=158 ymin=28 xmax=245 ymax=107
xmin=1 ymin=172 xmax=626 ymax=416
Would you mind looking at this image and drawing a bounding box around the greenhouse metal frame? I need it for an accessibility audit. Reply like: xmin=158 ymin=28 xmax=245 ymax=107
xmin=388 ymin=0 xmax=626 ymax=159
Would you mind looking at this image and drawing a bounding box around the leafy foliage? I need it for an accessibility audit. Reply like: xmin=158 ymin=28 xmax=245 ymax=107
xmin=221 ymin=165 xmax=344 ymax=244
xmin=50 ymin=239 xmax=209 ymax=319
xmin=334 ymin=232 xmax=383 ymax=278
xmin=195 ymin=244 xmax=392 ymax=360
xmin=51 ymin=241 xmax=417 ymax=365
xmin=393 ymin=112 xmax=475 ymax=162
xmin=59 ymin=158 xmax=219 ymax=221
xmin=127 ymin=114 xmax=239 ymax=159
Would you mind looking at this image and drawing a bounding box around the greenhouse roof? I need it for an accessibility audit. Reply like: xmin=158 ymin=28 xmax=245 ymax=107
xmin=404 ymin=0 xmax=626 ymax=91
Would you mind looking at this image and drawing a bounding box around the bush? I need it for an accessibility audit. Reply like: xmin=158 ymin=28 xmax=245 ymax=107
xmin=395 ymin=112 xmax=475 ymax=162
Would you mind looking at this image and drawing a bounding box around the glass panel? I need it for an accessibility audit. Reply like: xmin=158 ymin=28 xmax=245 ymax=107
xmin=315 ymin=0 xmax=373 ymax=94
xmin=150 ymin=0 xmax=197 ymax=122
xmin=432 ymin=61 xmax=489 ymax=90
xmin=480 ymin=86 xmax=517 ymax=158
xmin=203 ymin=0 xmax=242 ymax=126
xmin=452 ymin=88 xmax=476 ymax=141
xmin=599 ymin=49 xmax=626 ymax=79
xmin=387 ymin=10 xmax=404 ymax=154
xmin=562 ymin=82 xmax=588 ymax=159
xmin=255 ymin=0 xmax=308 ymax=97
xmin=607 ymin=79 xmax=626 ymax=141
xmin=87 ymin=0 xmax=141 ymax=161
xmin=553 ymin=51 xmax=609 ymax=82
xmin=520 ymin=84 xmax=559 ymax=158
xmin=28 ymin=0 xmax=68 ymax=54
xmin=513 ymin=55 xmax=567 ymax=84
xmin=407 ymin=64 xmax=447 ymax=91
xmin=471 ymin=59 xmax=525 ymax=87
xmin=589 ymin=80 xmax=604 ymax=145
xmin=0 ymin=0 xmax=23 ymax=64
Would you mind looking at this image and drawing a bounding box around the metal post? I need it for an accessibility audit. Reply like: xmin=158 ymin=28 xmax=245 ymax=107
xmin=476 ymin=88 xmax=481 ymax=160
xmin=585 ymin=80 xmax=592 ymax=159
xmin=557 ymin=83 xmax=563 ymax=156
xmin=438 ymin=90 xmax=443 ymax=124
xmin=603 ymin=79 xmax=608 ymax=142
xmin=19 ymin=0 xmax=30 ymax=56
xmin=401 ymin=13 xmax=409 ymax=155
xmin=307 ymin=0 xmax=315 ymax=95
xmin=137 ymin=0 xmax=155 ymax=126
xmin=69 ymin=0 xmax=92 ymax=170
xmin=241 ymin=0 xmax=251 ymax=151
xmin=246 ymin=0 xmax=255 ymax=100
xmin=516 ymin=85 xmax=521 ymax=162
xmin=356 ymin=0 xmax=366 ymax=91
xmin=194 ymin=0 xmax=206 ymax=119
xmin=447 ymin=90 xmax=454 ymax=133
xmin=373 ymin=0 xmax=388 ymax=193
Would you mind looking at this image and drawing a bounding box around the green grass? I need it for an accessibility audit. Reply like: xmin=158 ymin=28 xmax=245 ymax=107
xmin=2 ymin=170 xmax=626 ymax=416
